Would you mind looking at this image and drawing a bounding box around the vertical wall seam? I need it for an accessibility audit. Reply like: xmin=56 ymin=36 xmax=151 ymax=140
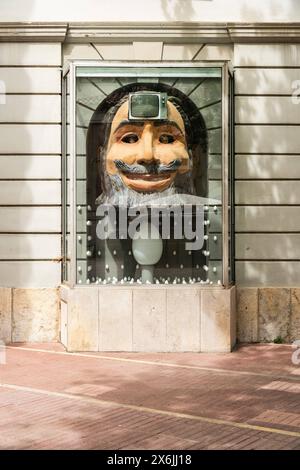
xmin=257 ymin=287 xmax=260 ymax=342
xmin=160 ymin=42 xmax=165 ymax=61
xmin=10 ymin=287 xmax=14 ymax=343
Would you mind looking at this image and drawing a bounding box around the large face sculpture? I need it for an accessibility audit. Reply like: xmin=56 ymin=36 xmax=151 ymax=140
xmin=105 ymin=98 xmax=191 ymax=193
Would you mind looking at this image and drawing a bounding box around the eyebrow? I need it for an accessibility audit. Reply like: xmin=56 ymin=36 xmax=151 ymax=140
xmin=113 ymin=119 xmax=184 ymax=134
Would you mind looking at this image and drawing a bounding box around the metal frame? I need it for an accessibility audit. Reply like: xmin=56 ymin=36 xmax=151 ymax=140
xmin=62 ymin=60 xmax=233 ymax=288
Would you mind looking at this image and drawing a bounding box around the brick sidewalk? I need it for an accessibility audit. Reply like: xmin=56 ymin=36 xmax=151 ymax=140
xmin=1 ymin=343 xmax=300 ymax=449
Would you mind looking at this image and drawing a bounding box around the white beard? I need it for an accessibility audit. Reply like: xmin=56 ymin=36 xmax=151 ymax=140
xmin=96 ymin=173 xmax=195 ymax=207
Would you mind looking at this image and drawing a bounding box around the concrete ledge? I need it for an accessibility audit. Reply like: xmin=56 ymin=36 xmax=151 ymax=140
xmin=61 ymin=284 xmax=236 ymax=353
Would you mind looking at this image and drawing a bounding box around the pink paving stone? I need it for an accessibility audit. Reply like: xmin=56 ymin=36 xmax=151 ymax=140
xmin=1 ymin=343 xmax=300 ymax=449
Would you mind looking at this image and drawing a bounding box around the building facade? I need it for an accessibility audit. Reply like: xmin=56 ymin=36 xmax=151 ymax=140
xmin=0 ymin=0 xmax=300 ymax=350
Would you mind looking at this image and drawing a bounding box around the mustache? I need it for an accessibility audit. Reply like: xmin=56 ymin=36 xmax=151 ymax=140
xmin=114 ymin=159 xmax=182 ymax=174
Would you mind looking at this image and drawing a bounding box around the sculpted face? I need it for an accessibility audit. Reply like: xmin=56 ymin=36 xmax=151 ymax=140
xmin=105 ymin=99 xmax=190 ymax=192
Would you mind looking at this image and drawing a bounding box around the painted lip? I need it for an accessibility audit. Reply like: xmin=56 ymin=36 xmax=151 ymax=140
xmin=122 ymin=172 xmax=172 ymax=181
xmin=121 ymin=171 xmax=175 ymax=192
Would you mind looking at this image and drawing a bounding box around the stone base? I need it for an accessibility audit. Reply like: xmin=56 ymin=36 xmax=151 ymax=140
xmin=237 ymin=287 xmax=300 ymax=343
xmin=60 ymin=285 xmax=236 ymax=353
xmin=1 ymin=286 xmax=299 ymax=348
xmin=0 ymin=288 xmax=59 ymax=344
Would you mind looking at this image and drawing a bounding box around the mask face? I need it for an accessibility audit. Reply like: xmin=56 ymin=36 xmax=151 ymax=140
xmin=105 ymin=99 xmax=190 ymax=193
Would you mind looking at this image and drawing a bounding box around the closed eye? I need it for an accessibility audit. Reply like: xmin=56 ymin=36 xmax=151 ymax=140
xmin=121 ymin=133 xmax=139 ymax=143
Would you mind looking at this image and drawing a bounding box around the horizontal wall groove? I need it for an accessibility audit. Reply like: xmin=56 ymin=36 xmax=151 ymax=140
xmin=235 ymin=152 xmax=300 ymax=156
xmin=235 ymin=94 xmax=296 ymax=97
xmin=0 ymin=65 xmax=62 ymax=69
xmin=235 ymin=231 xmax=300 ymax=234
xmin=0 ymin=153 xmax=62 ymax=156
xmin=0 ymin=232 xmax=61 ymax=235
xmin=0 ymin=122 xmax=62 ymax=125
xmin=0 ymin=178 xmax=62 ymax=182
xmin=235 ymin=123 xmax=300 ymax=127
xmin=0 ymin=93 xmax=62 ymax=96
xmin=235 ymin=66 xmax=300 ymax=70
xmin=235 ymin=178 xmax=300 ymax=182
xmin=0 ymin=259 xmax=61 ymax=262
xmin=235 ymin=258 xmax=300 ymax=262
xmin=235 ymin=204 xmax=300 ymax=207
xmin=0 ymin=204 xmax=61 ymax=208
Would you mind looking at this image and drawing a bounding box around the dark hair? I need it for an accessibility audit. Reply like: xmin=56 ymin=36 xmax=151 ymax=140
xmin=86 ymin=82 xmax=208 ymax=207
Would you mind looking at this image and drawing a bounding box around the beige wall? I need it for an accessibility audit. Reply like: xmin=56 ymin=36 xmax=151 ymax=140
xmin=1 ymin=36 xmax=300 ymax=289
xmin=0 ymin=0 xmax=298 ymax=23
xmin=234 ymin=44 xmax=300 ymax=286
xmin=0 ymin=43 xmax=62 ymax=287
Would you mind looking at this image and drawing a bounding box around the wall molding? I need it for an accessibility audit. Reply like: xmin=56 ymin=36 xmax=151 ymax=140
xmin=0 ymin=23 xmax=68 ymax=42
xmin=1 ymin=22 xmax=300 ymax=43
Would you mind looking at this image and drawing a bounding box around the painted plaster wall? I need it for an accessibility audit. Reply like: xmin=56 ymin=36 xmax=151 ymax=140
xmin=0 ymin=0 xmax=298 ymax=23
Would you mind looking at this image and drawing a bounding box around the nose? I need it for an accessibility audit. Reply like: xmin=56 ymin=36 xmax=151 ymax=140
xmin=137 ymin=125 xmax=157 ymax=165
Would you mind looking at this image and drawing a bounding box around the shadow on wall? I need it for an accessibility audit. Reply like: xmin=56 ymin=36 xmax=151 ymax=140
xmin=160 ymin=0 xmax=213 ymax=22
xmin=0 ymin=0 xmax=61 ymax=343
xmin=235 ymin=0 xmax=299 ymax=287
